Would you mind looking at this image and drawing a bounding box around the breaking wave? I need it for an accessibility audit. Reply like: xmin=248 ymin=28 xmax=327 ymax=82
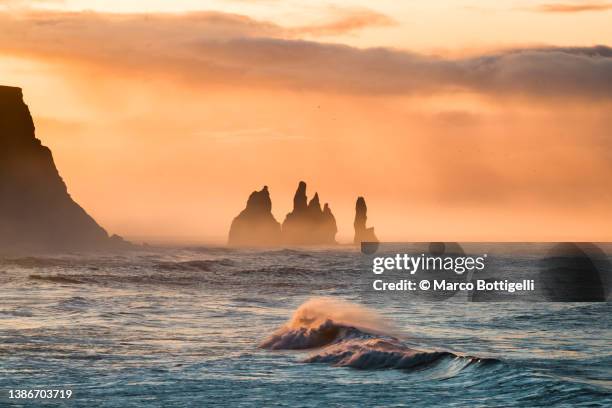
xmin=261 ymin=298 xmax=497 ymax=371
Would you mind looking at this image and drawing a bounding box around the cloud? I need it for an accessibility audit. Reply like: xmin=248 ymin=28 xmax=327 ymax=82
xmin=0 ymin=11 xmax=611 ymax=99
xmin=0 ymin=0 xmax=62 ymax=7
xmin=534 ymin=2 xmax=612 ymax=13
xmin=291 ymin=9 xmax=396 ymax=36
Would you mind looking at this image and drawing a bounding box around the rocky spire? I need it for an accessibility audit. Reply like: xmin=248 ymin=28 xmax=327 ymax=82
xmin=281 ymin=182 xmax=337 ymax=245
xmin=228 ymin=185 xmax=281 ymax=246
xmin=307 ymin=192 xmax=322 ymax=214
xmin=322 ymin=203 xmax=338 ymax=241
xmin=293 ymin=181 xmax=308 ymax=213
xmin=246 ymin=185 xmax=272 ymax=214
xmin=229 ymin=181 xmax=340 ymax=246
xmin=354 ymin=196 xmax=378 ymax=244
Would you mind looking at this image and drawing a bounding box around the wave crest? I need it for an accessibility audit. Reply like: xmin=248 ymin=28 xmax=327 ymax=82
xmin=260 ymin=319 xmax=368 ymax=350
xmin=261 ymin=297 xmax=498 ymax=372
xmin=304 ymin=338 xmax=454 ymax=369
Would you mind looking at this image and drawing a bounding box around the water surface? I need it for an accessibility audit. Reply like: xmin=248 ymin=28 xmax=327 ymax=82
xmin=1 ymin=247 xmax=610 ymax=407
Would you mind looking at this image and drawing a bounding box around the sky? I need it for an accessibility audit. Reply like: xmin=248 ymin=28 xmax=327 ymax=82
xmin=0 ymin=0 xmax=611 ymax=243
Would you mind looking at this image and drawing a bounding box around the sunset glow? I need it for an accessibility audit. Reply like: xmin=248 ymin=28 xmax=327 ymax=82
xmin=1 ymin=1 xmax=611 ymax=242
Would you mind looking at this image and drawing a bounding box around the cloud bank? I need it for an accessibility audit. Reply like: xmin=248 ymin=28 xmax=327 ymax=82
xmin=0 ymin=10 xmax=611 ymax=99
xmin=535 ymin=2 xmax=612 ymax=13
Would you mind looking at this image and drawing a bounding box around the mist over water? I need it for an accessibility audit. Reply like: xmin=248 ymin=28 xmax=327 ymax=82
xmin=271 ymin=297 xmax=394 ymax=335
xmin=0 ymin=247 xmax=610 ymax=407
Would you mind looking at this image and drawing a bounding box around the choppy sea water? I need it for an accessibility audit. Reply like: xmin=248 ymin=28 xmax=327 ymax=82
xmin=0 ymin=247 xmax=610 ymax=407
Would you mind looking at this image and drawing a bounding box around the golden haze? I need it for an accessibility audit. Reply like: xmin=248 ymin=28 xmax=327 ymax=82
xmin=0 ymin=1 xmax=611 ymax=243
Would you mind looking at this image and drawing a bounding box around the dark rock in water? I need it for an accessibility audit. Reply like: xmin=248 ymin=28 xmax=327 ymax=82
xmin=538 ymin=242 xmax=610 ymax=301
xmin=228 ymin=181 xmax=338 ymax=246
xmin=353 ymin=197 xmax=377 ymax=244
xmin=228 ymin=186 xmax=282 ymax=246
xmin=0 ymin=85 xmax=126 ymax=252
xmin=281 ymin=181 xmax=337 ymax=245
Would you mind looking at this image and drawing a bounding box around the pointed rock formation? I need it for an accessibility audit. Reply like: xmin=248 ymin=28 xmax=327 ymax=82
xmin=228 ymin=186 xmax=282 ymax=246
xmin=307 ymin=193 xmax=321 ymax=217
xmin=354 ymin=197 xmax=378 ymax=244
xmin=281 ymin=181 xmax=337 ymax=245
xmin=0 ymin=85 xmax=126 ymax=252
xmin=321 ymin=203 xmax=338 ymax=243
xmin=293 ymin=181 xmax=308 ymax=213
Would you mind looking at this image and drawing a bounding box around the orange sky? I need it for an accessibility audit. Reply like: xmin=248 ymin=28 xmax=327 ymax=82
xmin=1 ymin=1 xmax=611 ymax=243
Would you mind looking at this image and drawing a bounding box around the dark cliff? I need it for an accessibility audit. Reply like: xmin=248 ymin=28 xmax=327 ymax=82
xmin=228 ymin=186 xmax=282 ymax=246
xmin=0 ymin=85 xmax=125 ymax=252
xmin=353 ymin=196 xmax=378 ymax=244
xmin=282 ymin=181 xmax=337 ymax=245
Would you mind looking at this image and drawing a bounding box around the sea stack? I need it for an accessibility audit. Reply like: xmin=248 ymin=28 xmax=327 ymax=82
xmin=228 ymin=186 xmax=282 ymax=246
xmin=281 ymin=181 xmax=337 ymax=245
xmin=353 ymin=197 xmax=378 ymax=244
xmin=0 ymin=85 xmax=125 ymax=252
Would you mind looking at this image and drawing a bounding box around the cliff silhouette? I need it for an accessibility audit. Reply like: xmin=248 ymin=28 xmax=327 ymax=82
xmin=228 ymin=186 xmax=282 ymax=246
xmin=229 ymin=181 xmax=338 ymax=246
xmin=0 ymin=85 xmax=126 ymax=252
xmin=353 ymin=196 xmax=378 ymax=244
xmin=282 ymin=181 xmax=338 ymax=245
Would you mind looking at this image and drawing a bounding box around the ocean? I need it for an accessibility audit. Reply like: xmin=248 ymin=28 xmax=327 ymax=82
xmin=1 ymin=246 xmax=610 ymax=407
